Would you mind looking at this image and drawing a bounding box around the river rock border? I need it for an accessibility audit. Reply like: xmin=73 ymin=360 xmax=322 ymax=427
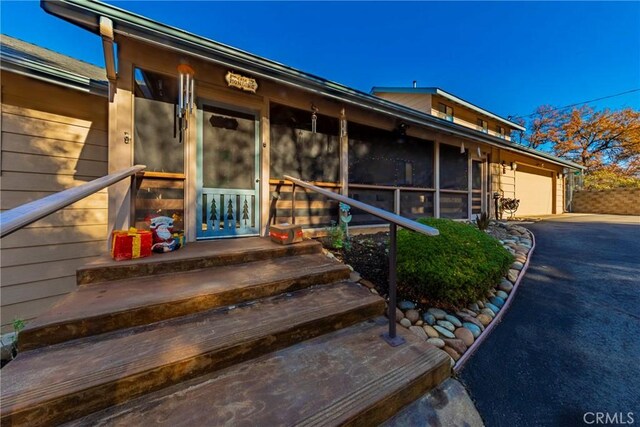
xmin=352 ymin=222 xmax=535 ymax=371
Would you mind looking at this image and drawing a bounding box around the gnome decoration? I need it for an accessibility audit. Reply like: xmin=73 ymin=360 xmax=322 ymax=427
xmin=150 ymin=216 xmax=182 ymax=253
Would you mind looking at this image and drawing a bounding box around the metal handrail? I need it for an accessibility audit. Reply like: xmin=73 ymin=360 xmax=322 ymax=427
xmin=0 ymin=165 xmax=146 ymax=238
xmin=283 ymin=175 xmax=439 ymax=347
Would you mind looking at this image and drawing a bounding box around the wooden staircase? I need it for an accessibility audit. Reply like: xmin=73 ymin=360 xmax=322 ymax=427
xmin=0 ymin=238 xmax=450 ymax=426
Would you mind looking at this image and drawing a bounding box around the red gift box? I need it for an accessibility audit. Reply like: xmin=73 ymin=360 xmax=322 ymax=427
xmin=111 ymin=228 xmax=152 ymax=261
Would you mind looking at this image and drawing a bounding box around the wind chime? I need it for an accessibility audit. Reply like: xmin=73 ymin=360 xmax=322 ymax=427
xmin=176 ymin=63 xmax=195 ymax=143
xmin=310 ymin=104 xmax=318 ymax=134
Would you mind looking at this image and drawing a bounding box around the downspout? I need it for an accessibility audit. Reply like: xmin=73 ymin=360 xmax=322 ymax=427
xmin=99 ymin=16 xmax=117 ymax=101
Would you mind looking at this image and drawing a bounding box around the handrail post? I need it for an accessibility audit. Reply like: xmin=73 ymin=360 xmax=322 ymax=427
xmin=291 ymin=183 xmax=296 ymax=225
xmin=382 ymin=222 xmax=405 ymax=347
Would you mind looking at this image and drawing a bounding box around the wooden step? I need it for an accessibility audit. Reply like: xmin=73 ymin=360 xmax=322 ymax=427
xmin=62 ymin=319 xmax=451 ymax=427
xmin=1 ymin=282 xmax=385 ymax=427
xmin=19 ymin=252 xmax=350 ymax=351
xmin=77 ymin=237 xmax=322 ymax=285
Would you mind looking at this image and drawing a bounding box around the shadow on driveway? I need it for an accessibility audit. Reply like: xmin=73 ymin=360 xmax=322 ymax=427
xmin=459 ymin=214 xmax=640 ymax=427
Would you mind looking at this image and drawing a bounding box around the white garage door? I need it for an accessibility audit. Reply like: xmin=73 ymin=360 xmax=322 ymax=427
xmin=515 ymin=167 xmax=553 ymax=215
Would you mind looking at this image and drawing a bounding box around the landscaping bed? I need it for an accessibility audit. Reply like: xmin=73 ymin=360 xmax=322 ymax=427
xmin=320 ymin=220 xmax=534 ymax=366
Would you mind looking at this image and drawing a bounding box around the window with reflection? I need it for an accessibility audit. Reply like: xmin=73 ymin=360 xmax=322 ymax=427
xmin=348 ymin=122 xmax=434 ymax=188
xmin=270 ymin=103 xmax=339 ymax=182
xmin=439 ymin=143 xmax=468 ymax=191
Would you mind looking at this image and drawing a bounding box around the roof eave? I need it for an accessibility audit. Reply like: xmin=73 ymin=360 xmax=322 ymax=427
xmin=0 ymin=53 xmax=108 ymax=97
xmin=41 ymin=0 xmax=579 ymax=170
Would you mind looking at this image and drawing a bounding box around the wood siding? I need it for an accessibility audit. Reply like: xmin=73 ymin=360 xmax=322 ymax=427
xmin=0 ymin=72 xmax=108 ymax=331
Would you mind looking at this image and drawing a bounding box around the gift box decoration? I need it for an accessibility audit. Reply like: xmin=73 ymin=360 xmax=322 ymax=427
xmin=269 ymin=223 xmax=303 ymax=245
xmin=111 ymin=227 xmax=152 ymax=261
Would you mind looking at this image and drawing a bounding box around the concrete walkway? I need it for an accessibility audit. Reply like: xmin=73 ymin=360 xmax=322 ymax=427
xmin=459 ymin=214 xmax=640 ymax=426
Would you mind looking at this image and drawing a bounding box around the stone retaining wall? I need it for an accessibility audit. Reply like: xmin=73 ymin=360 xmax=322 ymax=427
xmin=572 ymin=188 xmax=640 ymax=215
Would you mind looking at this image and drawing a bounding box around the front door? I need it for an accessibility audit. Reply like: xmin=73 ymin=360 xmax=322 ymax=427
xmin=196 ymin=103 xmax=260 ymax=238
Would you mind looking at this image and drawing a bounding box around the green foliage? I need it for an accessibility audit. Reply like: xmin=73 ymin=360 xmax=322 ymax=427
xmin=583 ymin=169 xmax=640 ymax=190
xmin=12 ymin=318 xmax=25 ymax=343
xmin=397 ymin=218 xmax=513 ymax=307
xmin=327 ymin=220 xmax=345 ymax=249
xmin=475 ymin=212 xmax=491 ymax=230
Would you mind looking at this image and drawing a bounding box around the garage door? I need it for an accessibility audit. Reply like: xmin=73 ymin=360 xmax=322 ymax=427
xmin=515 ymin=166 xmax=553 ymax=215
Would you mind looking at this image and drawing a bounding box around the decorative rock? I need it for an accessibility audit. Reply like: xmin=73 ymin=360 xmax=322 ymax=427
xmin=400 ymin=318 xmax=412 ymax=328
xmin=485 ymin=303 xmax=500 ymax=314
xmin=476 ymin=313 xmax=492 ymax=326
xmin=459 ymin=315 xmax=485 ymax=331
xmin=422 ymin=313 xmax=436 ymax=325
xmin=405 ymin=309 xmax=420 ymax=324
xmin=463 ymin=308 xmax=479 ymax=317
xmin=490 ymin=296 xmax=505 ymax=308
xmin=481 ymin=307 xmax=496 ymax=318
xmin=409 ymin=325 xmax=428 ymax=340
xmin=349 ymin=271 xmax=361 ymax=282
xmin=496 ymin=290 xmax=509 ymax=300
xmin=463 ymin=322 xmax=482 ymax=338
xmin=468 ymin=303 xmax=480 ymax=312
xmin=398 ymin=300 xmax=416 ymax=311
xmin=433 ymin=325 xmax=456 ymax=339
xmin=512 ymin=261 xmax=524 ymax=271
xmin=477 ymin=300 xmax=485 ymax=309
xmin=443 ymin=346 xmax=461 ymax=361
xmin=444 ymin=314 xmax=462 ymax=328
xmin=427 ymin=308 xmax=447 ymax=320
xmin=370 ymin=288 xmax=379 ymax=295
xmin=515 ymin=255 xmax=527 ymax=263
xmin=507 ymin=269 xmax=519 ymax=283
xmin=436 ymin=320 xmax=456 ymax=332
xmin=443 ymin=338 xmax=468 ymax=354
xmin=454 ymin=327 xmax=475 ymax=347
xmin=415 ymin=320 xmax=424 ymax=326
xmin=423 ymin=325 xmax=439 ymax=338
xmin=426 ymin=338 xmax=445 ymax=348
xmin=499 ymin=280 xmax=514 ymax=293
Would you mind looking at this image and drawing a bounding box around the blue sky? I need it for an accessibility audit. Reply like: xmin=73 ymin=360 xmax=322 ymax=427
xmin=2 ymin=1 xmax=639 ymax=120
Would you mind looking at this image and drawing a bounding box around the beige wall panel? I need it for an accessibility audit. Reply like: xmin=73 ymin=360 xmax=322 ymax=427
xmin=1 ymin=151 xmax=107 ymax=177
xmin=1 ymin=104 xmax=107 ymax=132
xmin=1 ymin=171 xmax=109 ymax=192
xmin=1 ymin=241 xmax=106 ymax=267
xmin=2 ymin=113 xmax=107 ymax=146
xmin=1 ymin=133 xmax=108 ymax=161
xmin=1 ymin=72 xmax=107 ymax=125
xmin=1 ymin=191 xmax=107 ymax=210
xmin=375 ymin=93 xmax=432 ymax=113
xmin=1 ymin=294 xmax=68 ymax=332
xmin=1 ymin=256 xmax=96 ymax=287
xmin=515 ymin=167 xmax=553 ymax=215
xmin=1 ymin=276 xmax=76 ymax=307
xmin=0 ymin=224 xmax=107 ymax=249
xmin=556 ymin=176 xmax=564 ymax=213
xmin=0 ymin=71 xmax=109 ymax=331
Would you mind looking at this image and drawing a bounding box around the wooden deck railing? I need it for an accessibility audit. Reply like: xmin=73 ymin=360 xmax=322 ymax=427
xmin=282 ymin=175 xmax=439 ymax=346
xmin=0 ymin=165 xmax=146 ymax=238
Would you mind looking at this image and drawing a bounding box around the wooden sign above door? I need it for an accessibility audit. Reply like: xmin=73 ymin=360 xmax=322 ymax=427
xmin=225 ymin=71 xmax=258 ymax=93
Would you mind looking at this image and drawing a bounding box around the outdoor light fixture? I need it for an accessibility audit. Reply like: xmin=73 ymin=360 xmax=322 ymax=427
xmin=177 ymin=63 xmax=195 ymax=142
xmin=501 ymin=161 xmax=507 ymax=174
xmin=511 ymin=162 xmax=518 ymax=171
xmin=460 ymin=142 xmax=466 ymax=154
xmin=477 ymin=146 xmax=482 ymax=158
xmin=395 ymin=122 xmax=408 ymax=144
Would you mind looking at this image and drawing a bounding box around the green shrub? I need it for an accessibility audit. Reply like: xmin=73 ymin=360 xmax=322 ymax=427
xmin=397 ymin=218 xmax=513 ymax=307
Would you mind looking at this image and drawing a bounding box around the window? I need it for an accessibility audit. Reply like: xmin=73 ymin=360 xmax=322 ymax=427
xmin=348 ymin=122 xmax=434 ymax=188
xmin=270 ymin=103 xmax=340 ymax=182
xmin=497 ymin=125 xmax=505 ymax=138
xmin=477 ymin=118 xmax=488 ymax=133
xmin=438 ymin=103 xmax=454 ymax=122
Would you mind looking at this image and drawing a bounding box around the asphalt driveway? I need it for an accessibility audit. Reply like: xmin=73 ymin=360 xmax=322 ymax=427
xmin=459 ymin=214 xmax=640 ymax=427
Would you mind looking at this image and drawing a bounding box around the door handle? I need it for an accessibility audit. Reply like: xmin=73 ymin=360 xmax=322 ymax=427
xmin=256 ymin=178 xmax=260 ymax=183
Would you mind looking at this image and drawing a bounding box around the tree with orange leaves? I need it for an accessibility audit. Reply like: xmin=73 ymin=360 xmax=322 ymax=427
xmin=524 ymin=106 xmax=640 ymax=177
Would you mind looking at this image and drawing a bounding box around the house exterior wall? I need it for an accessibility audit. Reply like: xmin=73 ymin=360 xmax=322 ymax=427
xmin=0 ymin=71 xmax=108 ymax=331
